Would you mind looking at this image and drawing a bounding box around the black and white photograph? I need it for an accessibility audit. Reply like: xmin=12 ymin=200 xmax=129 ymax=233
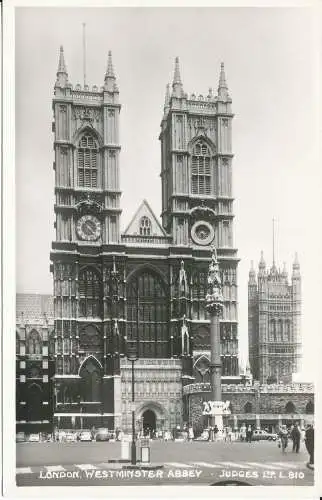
xmin=2 ymin=0 xmax=322 ymax=496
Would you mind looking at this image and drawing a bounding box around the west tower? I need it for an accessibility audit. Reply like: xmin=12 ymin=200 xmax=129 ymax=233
xmin=50 ymin=47 xmax=124 ymax=430
xmin=159 ymin=59 xmax=239 ymax=383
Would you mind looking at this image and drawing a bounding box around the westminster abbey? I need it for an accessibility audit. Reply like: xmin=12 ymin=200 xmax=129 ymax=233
xmin=42 ymin=47 xmax=240 ymax=433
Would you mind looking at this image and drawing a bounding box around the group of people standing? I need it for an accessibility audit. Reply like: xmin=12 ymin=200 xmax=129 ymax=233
xmin=278 ymin=422 xmax=314 ymax=468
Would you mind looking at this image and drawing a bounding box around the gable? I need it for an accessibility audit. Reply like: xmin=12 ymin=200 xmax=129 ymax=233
xmin=123 ymin=199 xmax=167 ymax=237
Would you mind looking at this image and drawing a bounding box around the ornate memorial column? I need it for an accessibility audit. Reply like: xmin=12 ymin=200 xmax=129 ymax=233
xmin=205 ymin=247 xmax=224 ymax=438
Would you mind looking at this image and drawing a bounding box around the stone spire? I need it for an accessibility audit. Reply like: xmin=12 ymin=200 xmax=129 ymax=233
xmin=55 ymin=45 xmax=69 ymax=88
xmin=292 ymin=252 xmax=300 ymax=276
xmin=218 ymin=62 xmax=229 ymax=100
xmin=104 ymin=51 xmax=118 ymax=92
xmin=172 ymin=56 xmax=184 ymax=98
xmin=281 ymin=261 xmax=288 ymax=279
xmin=249 ymin=260 xmax=256 ymax=284
xmin=258 ymin=250 xmax=266 ymax=275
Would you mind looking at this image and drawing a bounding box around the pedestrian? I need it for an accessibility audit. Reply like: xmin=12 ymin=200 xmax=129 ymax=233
xmin=240 ymin=424 xmax=246 ymax=442
xmin=291 ymin=423 xmax=301 ymax=453
xmin=246 ymin=425 xmax=252 ymax=443
xmin=278 ymin=425 xmax=288 ymax=453
xmin=188 ymin=426 xmax=194 ymax=442
xmin=305 ymin=424 xmax=314 ymax=469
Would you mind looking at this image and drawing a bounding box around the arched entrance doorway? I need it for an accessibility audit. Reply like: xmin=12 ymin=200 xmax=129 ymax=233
xmin=142 ymin=409 xmax=156 ymax=436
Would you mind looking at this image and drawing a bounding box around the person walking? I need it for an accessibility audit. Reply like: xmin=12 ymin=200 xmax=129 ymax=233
xmin=246 ymin=425 xmax=252 ymax=443
xmin=278 ymin=425 xmax=288 ymax=453
xmin=188 ymin=426 xmax=194 ymax=442
xmin=291 ymin=423 xmax=301 ymax=453
xmin=240 ymin=424 xmax=246 ymax=442
xmin=305 ymin=424 xmax=314 ymax=469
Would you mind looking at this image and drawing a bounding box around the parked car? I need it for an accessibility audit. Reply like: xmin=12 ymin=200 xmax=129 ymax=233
xmin=194 ymin=429 xmax=210 ymax=441
xmin=95 ymin=428 xmax=112 ymax=442
xmin=65 ymin=432 xmax=77 ymax=442
xmin=28 ymin=433 xmax=40 ymax=442
xmin=79 ymin=431 xmax=92 ymax=442
xmin=16 ymin=432 xmax=26 ymax=443
xmin=252 ymin=429 xmax=278 ymax=441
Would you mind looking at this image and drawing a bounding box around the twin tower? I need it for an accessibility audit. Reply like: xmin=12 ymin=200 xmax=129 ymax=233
xmin=50 ymin=47 xmax=239 ymax=431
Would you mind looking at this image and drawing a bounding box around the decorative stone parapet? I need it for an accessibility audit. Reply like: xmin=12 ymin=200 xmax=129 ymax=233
xmin=183 ymin=382 xmax=314 ymax=396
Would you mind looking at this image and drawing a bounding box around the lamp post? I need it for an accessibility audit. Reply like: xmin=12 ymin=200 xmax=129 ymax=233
xmin=127 ymin=343 xmax=138 ymax=465
xmin=204 ymin=247 xmax=224 ymax=439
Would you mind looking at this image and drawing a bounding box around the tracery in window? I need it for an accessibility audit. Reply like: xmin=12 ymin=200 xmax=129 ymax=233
xmin=79 ymin=267 xmax=102 ymax=318
xmin=191 ymin=270 xmax=208 ymax=320
xmin=191 ymin=140 xmax=212 ymax=195
xmin=139 ymin=216 xmax=152 ymax=236
xmin=77 ymin=134 xmax=99 ymax=188
xmin=269 ymin=319 xmax=275 ymax=341
xmin=79 ymin=356 xmax=102 ymax=402
xmin=127 ymin=271 xmax=168 ymax=358
xmin=26 ymin=330 xmax=42 ymax=355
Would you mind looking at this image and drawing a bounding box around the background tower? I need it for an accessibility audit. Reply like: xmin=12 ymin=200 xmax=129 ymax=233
xmin=248 ymin=250 xmax=302 ymax=384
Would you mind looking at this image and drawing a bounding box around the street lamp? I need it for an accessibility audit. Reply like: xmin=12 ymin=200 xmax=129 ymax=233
xmin=126 ymin=343 xmax=138 ymax=465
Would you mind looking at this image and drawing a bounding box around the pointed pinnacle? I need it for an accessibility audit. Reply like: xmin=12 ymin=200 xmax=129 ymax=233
xmin=57 ymin=45 xmax=67 ymax=74
xmin=293 ymin=252 xmax=300 ymax=269
xmin=173 ymin=56 xmax=182 ymax=85
xmin=219 ymin=62 xmax=227 ymax=89
xmin=106 ymin=50 xmax=115 ymax=79
xmin=164 ymin=83 xmax=170 ymax=107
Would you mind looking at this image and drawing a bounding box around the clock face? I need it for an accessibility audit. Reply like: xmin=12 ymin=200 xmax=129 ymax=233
xmin=191 ymin=220 xmax=215 ymax=246
xmin=77 ymin=215 xmax=101 ymax=241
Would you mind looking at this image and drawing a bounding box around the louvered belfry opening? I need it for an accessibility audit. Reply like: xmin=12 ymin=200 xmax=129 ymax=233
xmin=191 ymin=140 xmax=212 ymax=195
xmin=77 ymin=134 xmax=99 ymax=188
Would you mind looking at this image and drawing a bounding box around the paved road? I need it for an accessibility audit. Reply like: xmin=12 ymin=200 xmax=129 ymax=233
xmin=16 ymin=440 xmax=314 ymax=487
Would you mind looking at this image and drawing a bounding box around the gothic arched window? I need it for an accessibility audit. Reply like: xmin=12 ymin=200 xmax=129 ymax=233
xmin=244 ymin=402 xmax=253 ymax=413
xmin=26 ymin=330 xmax=42 ymax=355
xmin=285 ymin=401 xmax=296 ymax=414
xmin=191 ymin=140 xmax=212 ymax=195
xmin=276 ymin=319 xmax=283 ymax=342
xmin=127 ymin=270 xmax=168 ymax=358
xmin=284 ymin=320 xmax=290 ymax=341
xmin=191 ymin=269 xmax=208 ymax=320
xmin=79 ymin=357 xmax=102 ymax=402
xmin=269 ymin=319 xmax=275 ymax=341
xmin=306 ymin=401 xmax=314 ymax=414
xmin=139 ymin=216 xmax=152 ymax=236
xmin=77 ymin=134 xmax=99 ymax=188
xmin=27 ymin=383 xmax=42 ymax=421
xmin=79 ymin=267 xmax=102 ymax=318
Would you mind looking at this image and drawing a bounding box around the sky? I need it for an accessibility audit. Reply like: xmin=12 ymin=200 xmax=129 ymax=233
xmin=14 ymin=6 xmax=321 ymax=380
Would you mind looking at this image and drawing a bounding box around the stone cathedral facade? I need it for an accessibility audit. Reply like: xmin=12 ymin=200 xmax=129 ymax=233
xmin=248 ymin=253 xmax=301 ymax=384
xmin=50 ymin=47 xmax=240 ymax=432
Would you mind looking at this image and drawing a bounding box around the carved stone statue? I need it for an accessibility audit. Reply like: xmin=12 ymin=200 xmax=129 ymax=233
xmin=206 ymin=246 xmax=224 ymax=312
